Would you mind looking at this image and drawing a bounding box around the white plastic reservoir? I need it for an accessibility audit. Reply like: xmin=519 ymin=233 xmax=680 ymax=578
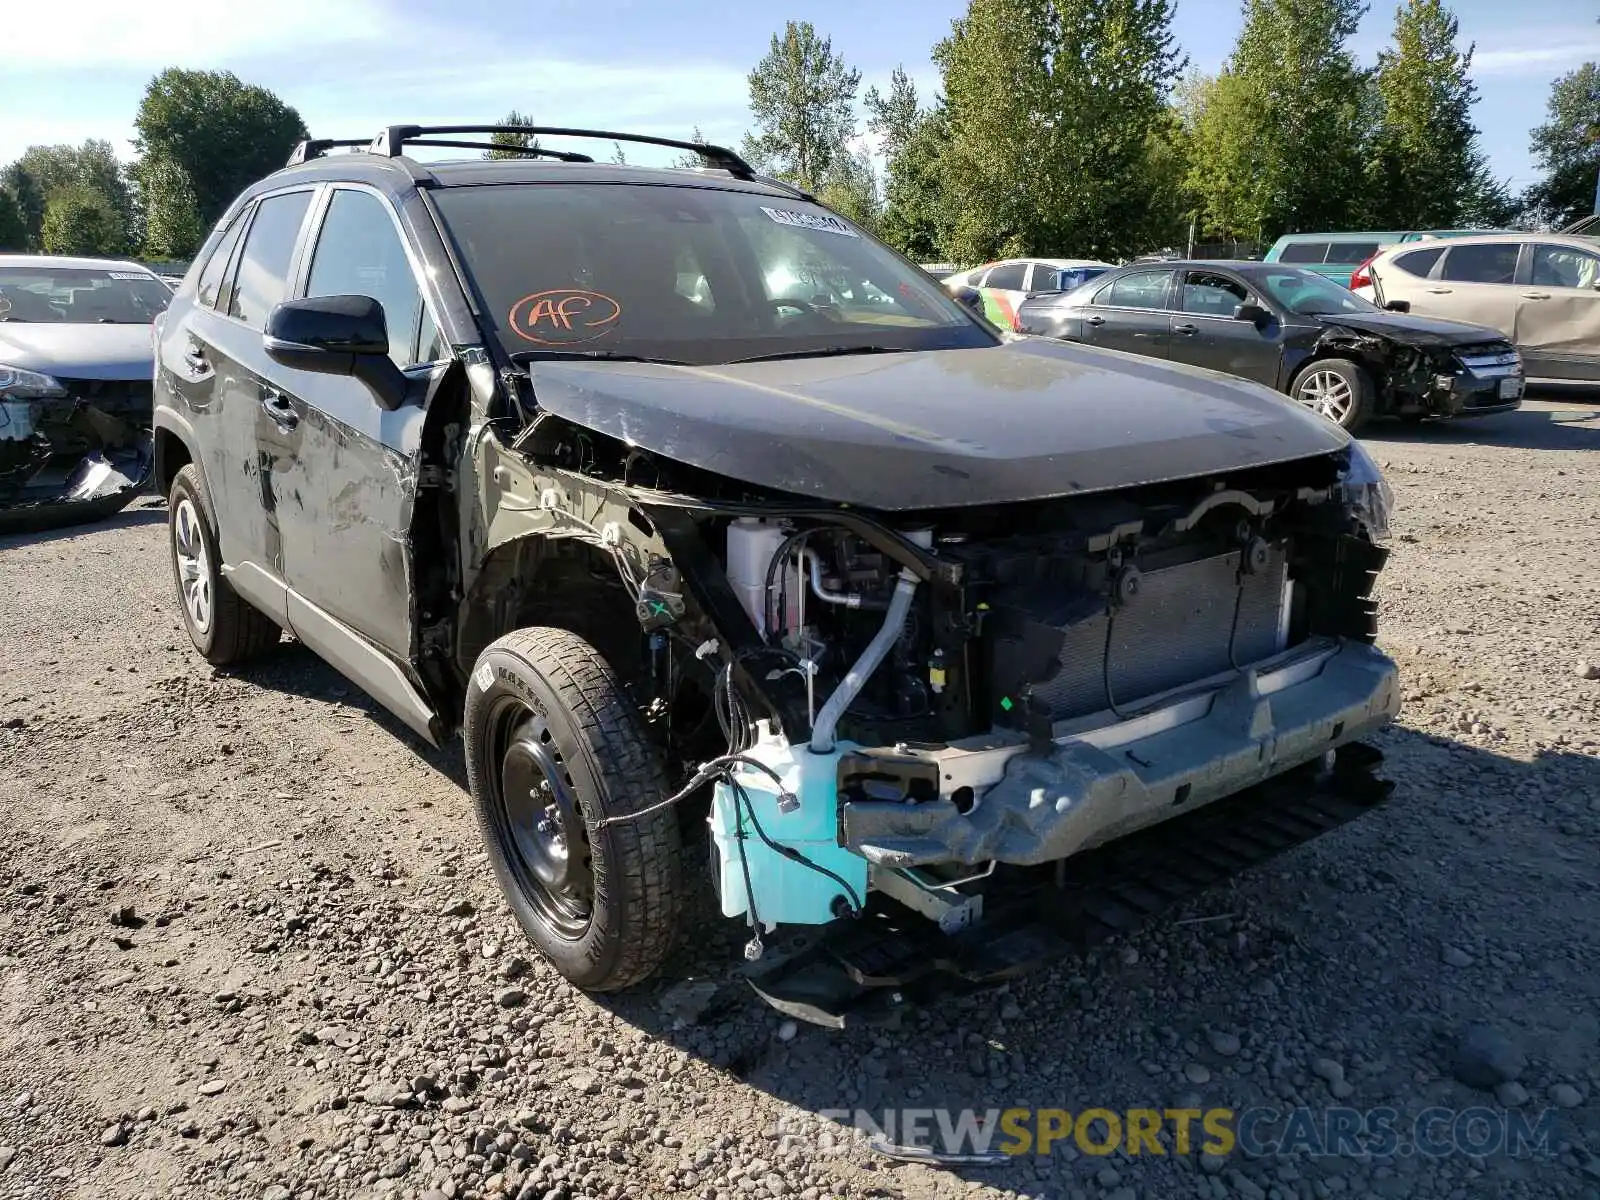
xmin=726 ymin=518 xmax=801 ymax=636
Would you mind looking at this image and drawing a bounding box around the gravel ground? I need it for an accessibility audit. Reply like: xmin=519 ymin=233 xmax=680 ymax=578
xmin=1 ymin=398 xmax=1598 ymax=1200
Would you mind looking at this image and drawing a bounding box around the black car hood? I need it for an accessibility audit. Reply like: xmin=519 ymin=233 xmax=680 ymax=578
xmin=1310 ymin=310 xmax=1506 ymax=346
xmin=527 ymin=338 xmax=1349 ymax=511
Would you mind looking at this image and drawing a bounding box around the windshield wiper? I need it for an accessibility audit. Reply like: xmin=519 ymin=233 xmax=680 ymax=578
xmin=726 ymin=345 xmax=906 ymax=364
xmin=511 ymin=349 xmax=688 ymax=365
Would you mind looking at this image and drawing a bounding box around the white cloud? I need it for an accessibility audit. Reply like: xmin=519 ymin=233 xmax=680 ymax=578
xmin=1472 ymin=41 xmax=1600 ymax=76
xmin=6 ymin=0 xmax=389 ymax=71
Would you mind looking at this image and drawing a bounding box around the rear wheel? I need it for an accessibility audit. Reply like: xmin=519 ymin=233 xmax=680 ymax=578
xmin=167 ymin=465 xmax=279 ymax=665
xmin=464 ymin=627 xmax=682 ymax=992
xmin=1291 ymin=357 xmax=1375 ymax=432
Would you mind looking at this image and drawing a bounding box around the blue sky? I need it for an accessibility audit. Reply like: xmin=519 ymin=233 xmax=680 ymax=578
xmin=3 ymin=0 xmax=1596 ymax=193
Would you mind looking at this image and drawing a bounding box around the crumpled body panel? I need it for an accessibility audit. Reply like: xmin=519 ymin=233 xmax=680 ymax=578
xmin=1 ymin=395 xmax=152 ymax=534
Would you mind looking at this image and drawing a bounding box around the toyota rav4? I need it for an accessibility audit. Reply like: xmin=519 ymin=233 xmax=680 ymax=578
xmin=152 ymin=125 xmax=1400 ymax=1026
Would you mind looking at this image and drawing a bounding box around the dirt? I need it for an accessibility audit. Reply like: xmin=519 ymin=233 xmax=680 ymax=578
xmin=1 ymin=398 xmax=1597 ymax=1200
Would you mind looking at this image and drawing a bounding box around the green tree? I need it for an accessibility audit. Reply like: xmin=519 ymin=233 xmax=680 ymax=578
xmin=1191 ymin=0 xmax=1370 ymax=240
xmin=741 ymin=21 xmax=862 ymax=191
xmin=1366 ymin=0 xmax=1488 ymax=228
xmin=0 ymin=187 xmax=27 ymax=251
xmin=865 ymin=67 xmax=948 ymax=258
xmin=485 ymin=109 xmax=540 ymax=159
xmin=934 ymin=0 xmax=1185 ymax=263
xmin=1522 ymin=63 xmax=1600 ymax=229
xmin=134 ymin=69 xmax=308 ymax=228
xmin=10 ymin=141 xmax=132 ymax=251
xmin=1 ymin=164 xmax=46 ymax=249
xmin=40 ymin=185 xmax=125 ymax=256
xmin=138 ymin=153 xmax=205 ymax=259
xmin=816 ymin=149 xmax=881 ymax=232
xmin=671 ymin=126 xmax=709 ymax=169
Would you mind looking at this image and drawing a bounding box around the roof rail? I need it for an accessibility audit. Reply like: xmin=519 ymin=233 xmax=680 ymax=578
xmin=287 ymin=138 xmax=372 ymax=167
xmin=370 ymin=124 xmax=756 ymax=180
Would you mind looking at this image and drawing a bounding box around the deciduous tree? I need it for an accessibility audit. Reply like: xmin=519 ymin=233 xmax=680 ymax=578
xmin=0 ymin=187 xmax=27 ymax=252
xmin=866 ymin=68 xmax=947 ymax=258
xmin=40 ymin=185 xmax=124 ymax=257
xmin=134 ymin=69 xmax=308 ymax=228
xmin=138 ymin=153 xmax=205 ymax=259
xmin=742 ymin=21 xmax=862 ymax=191
xmin=486 ymin=109 xmax=540 ymax=159
xmin=934 ymin=0 xmax=1185 ymax=263
xmin=1366 ymin=0 xmax=1488 ymax=229
xmin=1522 ymin=63 xmax=1600 ymax=229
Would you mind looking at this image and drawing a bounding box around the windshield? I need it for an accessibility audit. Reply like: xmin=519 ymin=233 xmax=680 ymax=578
xmin=1257 ymin=268 xmax=1381 ymax=317
xmin=433 ymin=183 xmax=994 ymax=364
xmin=0 ymin=267 xmax=171 ymax=324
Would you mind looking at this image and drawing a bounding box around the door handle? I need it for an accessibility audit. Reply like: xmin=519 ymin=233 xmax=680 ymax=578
xmin=1085 ymin=315 xmax=1105 ymax=327
xmin=1173 ymin=323 xmax=1197 ymax=336
xmin=1521 ymin=292 xmax=1551 ymax=300
xmin=260 ymin=389 xmax=298 ymax=430
xmin=183 ymin=344 xmax=208 ymax=371
xmin=1426 ymin=287 xmax=1453 ymax=294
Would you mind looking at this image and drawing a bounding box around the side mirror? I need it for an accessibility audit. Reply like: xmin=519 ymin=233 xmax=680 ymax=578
xmin=263 ymin=295 xmax=408 ymax=411
xmin=1383 ymin=299 xmax=1411 ymax=313
xmin=1233 ymin=302 xmax=1269 ymax=324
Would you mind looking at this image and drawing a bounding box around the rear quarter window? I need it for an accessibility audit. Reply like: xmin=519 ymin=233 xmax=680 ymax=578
xmin=1391 ymin=246 xmax=1444 ymax=278
xmin=1326 ymin=241 xmax=1380 ymax=263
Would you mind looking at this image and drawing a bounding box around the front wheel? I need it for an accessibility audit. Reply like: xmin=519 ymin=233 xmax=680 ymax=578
xmin=464 ymin=627 xmax=682 ymax=992
xmin=1291 ymin=357 xmax=1375 ymax=432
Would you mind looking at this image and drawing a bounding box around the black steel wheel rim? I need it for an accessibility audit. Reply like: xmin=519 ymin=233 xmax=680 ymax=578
xmin=489 ymin=698 xmax=594 ymax=939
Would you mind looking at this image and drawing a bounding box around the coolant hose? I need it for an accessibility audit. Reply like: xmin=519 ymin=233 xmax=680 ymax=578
xmin=808 ymin=568 xmax=919 ymax=753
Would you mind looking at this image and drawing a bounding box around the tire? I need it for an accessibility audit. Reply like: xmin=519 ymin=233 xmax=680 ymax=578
xmin=167 ymin=464 xmax=280 ymax=665
xmin=464 ymin=627 xmax=681 ymax=992
xmin=1290 ymin=357 xmax=1375 ymax=433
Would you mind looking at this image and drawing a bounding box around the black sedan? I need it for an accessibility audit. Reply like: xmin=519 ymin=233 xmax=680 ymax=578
xmin=1017 ymin=261 xmax=1525 ymax=431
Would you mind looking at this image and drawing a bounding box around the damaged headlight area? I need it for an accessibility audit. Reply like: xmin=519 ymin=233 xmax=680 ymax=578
xmin=1338 ymin=440 xmax=1394 ymax=543
xmin=1 ymin=364 xmax=154 ymax=534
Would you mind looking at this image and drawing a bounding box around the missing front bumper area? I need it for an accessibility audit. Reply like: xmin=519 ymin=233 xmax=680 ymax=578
xmin=0 ymin=400 xmax=153 ymax=534
xmin=745 ymin=741 xmax=1394 ymax=1028
xmin=842 ymin=639 xmax=1399 ymax=868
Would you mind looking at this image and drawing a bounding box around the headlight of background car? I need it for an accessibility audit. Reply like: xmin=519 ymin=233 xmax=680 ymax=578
xmin=1339 ymin=440 xmax=1394 ymax=543
xmin=0 ymin=365 xmax=67 ymax=442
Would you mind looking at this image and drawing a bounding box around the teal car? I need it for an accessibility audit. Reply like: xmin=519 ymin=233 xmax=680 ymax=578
xmin=1263 ymin=232 xmax=1406 ymax=280
xmin=1266 ymin=230 xmax=1514 ymax=285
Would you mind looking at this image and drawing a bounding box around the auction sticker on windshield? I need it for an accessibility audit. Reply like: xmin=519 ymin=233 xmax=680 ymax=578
xmin=761 ymin=207 xmax=859 ymax=237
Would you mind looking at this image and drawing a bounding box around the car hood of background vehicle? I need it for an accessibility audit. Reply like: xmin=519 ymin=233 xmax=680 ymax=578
xmin=0 ymin=323 xmax=154 ymax=380
xmin=528 ymin=339 xmax=1349 ymax=510
xmin=1310 ymin=310 xmax=1507 ymax=347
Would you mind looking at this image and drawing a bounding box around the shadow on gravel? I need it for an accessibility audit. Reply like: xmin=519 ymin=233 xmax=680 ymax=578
xmin=0 ymin=498 xmax=167 ymax=550
xmin=223 ymin=638 xmax=469 ymax=789
xmin=588 ymin=725 xmax=1600 ymax=1191
xmin=1362 ymin=405 xmax=1600 ymax=451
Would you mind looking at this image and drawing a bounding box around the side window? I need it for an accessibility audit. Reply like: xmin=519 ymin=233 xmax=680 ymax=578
xmin=1181 ymin=271 xmax=1249 ymax=316
xmin=305 ymin=189 xmax=429 ymax=366
xmin=1531 ymin=244 xmax=1600 ymax=289
xmin=195 ymin=216 xmax=245 ymax=311
xmin=1440 ymin=243 xmax=1519 ymax=284
xmin=1278 ymin=242 xmax=1329 ymax=264
xmin=1028 ymin=264 xmax=1062 ymax=293
xmin=984 ymin=262 xmax=1028 ymax=291
xmin=228 ymin=190 xmax=314 ymax=329
xmin=1392 ymin=246 xmax=1445 ymax=278
xmin=417 ymin=306 xmax=444 ymax=364
xmin=1103 ymin=270 xmax=1173 ymax=310
xmin=1327 ymin=241 xmax=1379 ymax=263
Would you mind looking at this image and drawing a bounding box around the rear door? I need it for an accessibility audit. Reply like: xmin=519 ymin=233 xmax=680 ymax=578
xmin=1172 ymin=269 xmax=1280 ymax=384
xmin=1081 ymin=268 xmax=1176 ymax=357
xmin=161 ymin=187 xmax=317 ymax=624
xmin=1418 ymin=241 xmax=1522 ymax=339
xmin=1519 ymin=242 xmax=1600 ymax=380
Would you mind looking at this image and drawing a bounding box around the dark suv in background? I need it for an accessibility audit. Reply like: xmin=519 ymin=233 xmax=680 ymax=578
xmin=153 ymin=125 xmax=1399 ymax=1025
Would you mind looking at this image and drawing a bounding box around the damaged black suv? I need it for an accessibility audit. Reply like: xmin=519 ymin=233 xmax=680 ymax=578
xmin=153 ymin=126 xmax=1400 ymax=1025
